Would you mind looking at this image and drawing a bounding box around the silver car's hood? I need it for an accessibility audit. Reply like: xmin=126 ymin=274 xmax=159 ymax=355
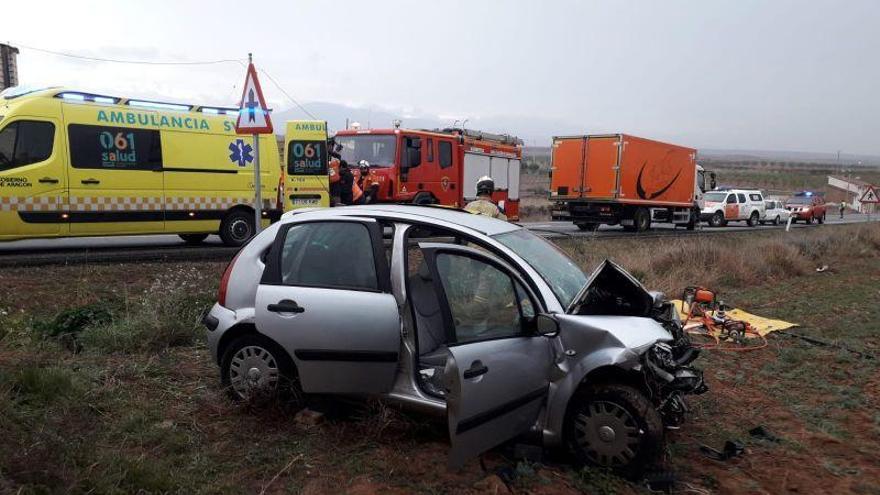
xmin=567 ymin=259 xmax=654 ymax=317
xmin=559 ymin=314 xmax=673 ymax=352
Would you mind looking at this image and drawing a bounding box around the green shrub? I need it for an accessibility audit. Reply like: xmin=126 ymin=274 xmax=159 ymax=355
xmin=33 ymin=302 xmax=115 ymax=338
xmin=1 ymin=366 xmax=83 ymax=406
xmin=81 ymin=293 xmax=210 ymax=354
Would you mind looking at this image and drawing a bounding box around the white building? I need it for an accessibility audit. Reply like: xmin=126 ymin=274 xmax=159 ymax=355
xmin=827 ymin=175 xmax=876 ymax=213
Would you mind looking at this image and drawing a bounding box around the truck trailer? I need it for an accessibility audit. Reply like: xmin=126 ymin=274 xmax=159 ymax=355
xmin=549 ymin=134 xmax=714 ymax=231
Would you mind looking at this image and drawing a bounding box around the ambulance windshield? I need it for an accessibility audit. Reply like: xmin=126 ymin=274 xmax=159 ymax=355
xmin=335 ymin=135 xmax=397 ymax=168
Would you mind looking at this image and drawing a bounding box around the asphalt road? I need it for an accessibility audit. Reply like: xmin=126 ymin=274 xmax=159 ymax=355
xmin=521 ymin=212 xmax=876 ymax=237
xmin=0 ymin=213 xmax=875 ymax=266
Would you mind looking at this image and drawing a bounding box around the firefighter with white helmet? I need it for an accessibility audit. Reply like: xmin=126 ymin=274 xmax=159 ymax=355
xmin=465 ymin=176 xmax=507 ymax=220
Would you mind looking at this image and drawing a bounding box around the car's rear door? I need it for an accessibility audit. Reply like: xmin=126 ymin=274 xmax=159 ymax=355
xmin=419 ymin=243 xmax=552 ymax=468
xmin=255 ymin=218 xmax=400 ymax=394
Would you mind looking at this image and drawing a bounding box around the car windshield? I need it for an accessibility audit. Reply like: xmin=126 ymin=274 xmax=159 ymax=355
xmin=335 ymin=134 xmax=397 ymax=167
xmin=493 ymin=229 xmax=588 ymax=309
xmin=704 ymin=192 xmax=727 ymax=202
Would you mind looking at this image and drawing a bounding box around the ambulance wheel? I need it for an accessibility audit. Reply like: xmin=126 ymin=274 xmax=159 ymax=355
xmin=220 ymin=210 xmax=255 ymax=247
xmin=179 ymin=233 xmax=209 ymax=245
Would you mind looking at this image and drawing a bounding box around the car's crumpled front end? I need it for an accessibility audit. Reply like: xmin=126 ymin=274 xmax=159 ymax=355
xmin=563 ymin=260 xmax=707 ymax=426
xmin=640 ymin=300 xmax=707 ymax=425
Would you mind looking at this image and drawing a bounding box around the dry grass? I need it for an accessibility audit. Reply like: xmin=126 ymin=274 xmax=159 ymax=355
xmin=554 ymin=223 xmax=880 ymax=296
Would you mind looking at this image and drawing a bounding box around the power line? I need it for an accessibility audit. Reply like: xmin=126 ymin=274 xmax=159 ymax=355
xmin=258 ymin=68 xmax=317 ymax=120
xmin=16 ymin=43 xmax=244 ymax=66
xmin=16 ymin=42 xmax=317 ymax=121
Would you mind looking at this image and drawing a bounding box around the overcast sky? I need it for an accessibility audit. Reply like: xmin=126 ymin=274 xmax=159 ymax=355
xmin=5 ymin=0 xmax=879 ymax=154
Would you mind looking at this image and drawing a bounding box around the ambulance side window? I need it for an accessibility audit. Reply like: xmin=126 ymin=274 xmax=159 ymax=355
xmin=438 ymin=141 xmax=452 ymax=169
xmin=0 ymin=121 xmax=55 ymax=171
xmin=68 ymin=124 xmax=162 ymax=171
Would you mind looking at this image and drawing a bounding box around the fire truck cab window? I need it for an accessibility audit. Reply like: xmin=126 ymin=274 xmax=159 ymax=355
xmin=336 ymin=135 xmax=397 ymax=168
xmin=0 ymin=120 xmax=55 ymax=171
xmin=426 ymin=138 xmax=434 ymax=162
xmin=438 ymin=141 xmax=452 ymax=169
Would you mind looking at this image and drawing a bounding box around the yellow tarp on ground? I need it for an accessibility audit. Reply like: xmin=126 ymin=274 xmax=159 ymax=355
xmin=670 ymin=300 xmax=798 ymax=337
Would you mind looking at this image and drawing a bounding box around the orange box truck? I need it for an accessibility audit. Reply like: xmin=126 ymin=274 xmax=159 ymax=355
xmin=549 ymin=134 xmax=715 ymax=231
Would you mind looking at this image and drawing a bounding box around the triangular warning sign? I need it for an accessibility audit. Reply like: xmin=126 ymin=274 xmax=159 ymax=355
xmin=860 ymin=186 xmax=879 ymax=204
xmin=235 ymin=63 xmax=273 ymax=134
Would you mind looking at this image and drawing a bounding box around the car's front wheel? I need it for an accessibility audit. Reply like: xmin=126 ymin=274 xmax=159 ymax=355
xmin=709 ymin=211 xmax=725 ymax=227
xmin=565 ymin=384 xmax=663 ymax=474
xmin=747 ymin=211 xmax=760 ymax=227
xmin=220 ymin=334 xmax=299 ymax=403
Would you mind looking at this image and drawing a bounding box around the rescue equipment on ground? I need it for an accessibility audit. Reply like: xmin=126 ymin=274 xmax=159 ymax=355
xmin=676 ymin=287 xmax=772 ymax=351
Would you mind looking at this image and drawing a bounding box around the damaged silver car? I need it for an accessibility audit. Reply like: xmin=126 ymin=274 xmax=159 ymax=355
xmin=202 ymin=205 xmax=706 ymax=470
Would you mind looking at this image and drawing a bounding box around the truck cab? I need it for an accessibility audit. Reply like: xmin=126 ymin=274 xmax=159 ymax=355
xmin=330 ymin=127 xmax=523 ymax=219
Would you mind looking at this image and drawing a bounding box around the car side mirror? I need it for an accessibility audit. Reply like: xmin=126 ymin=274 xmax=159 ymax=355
xmin=536 ymin=313 xmax=559 ymax=337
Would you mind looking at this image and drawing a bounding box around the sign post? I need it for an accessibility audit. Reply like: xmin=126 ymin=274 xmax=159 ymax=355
xmin=860 ymin=185 xmax=879 ymax=222
xmin=235 ymin=53 xmax=274 ymax=235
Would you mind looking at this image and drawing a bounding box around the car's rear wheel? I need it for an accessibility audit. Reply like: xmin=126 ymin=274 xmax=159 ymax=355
xmin=709 ymin=211 xmax=725 ymax=227
xmin=179 ymin=233 xmax=209 ymax=245
xmin=220 ymin=334 xmax=300 ymax=403
xmin=566 ymin=383 xmax=663 ymax=474
xmin=773 ymin=215 xmax=781 ymax=225
xmin=747 ymin=211 xmax=760 ymax=227
xmin=219 ymin=210 xmax=255 ymax=247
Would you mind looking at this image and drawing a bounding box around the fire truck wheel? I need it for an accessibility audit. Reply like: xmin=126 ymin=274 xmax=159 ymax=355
xmin=220 ymin=210 xmax=255 ymax=247
xmin=634 ymin=208 xmax=651 ymax=232
xmin=576 ymin=223 xmax=600 ymax=232
xmin=179 ymin=233 xmax=209 ymax=245
xmin=412 ymin=193 xmax=436 ymax=205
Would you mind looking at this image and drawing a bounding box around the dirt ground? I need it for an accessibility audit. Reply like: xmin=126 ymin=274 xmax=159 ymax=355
xmin=1 ymin=225 xmax=879 ymax=494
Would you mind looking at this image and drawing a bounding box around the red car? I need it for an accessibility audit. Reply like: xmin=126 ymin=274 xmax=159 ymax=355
xmin=785 ymin=192 xmax=826 ymax=224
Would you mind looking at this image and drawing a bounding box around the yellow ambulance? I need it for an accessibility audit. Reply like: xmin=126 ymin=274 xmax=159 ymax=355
xmin=283 ymin=119 xmax=330 ymax=210
xmin=0 ymin=87 xmax=281 ymax=246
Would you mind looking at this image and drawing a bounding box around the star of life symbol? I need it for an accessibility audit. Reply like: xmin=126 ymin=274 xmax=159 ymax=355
xmin=229 ymin=139 xmax=254 ymax=167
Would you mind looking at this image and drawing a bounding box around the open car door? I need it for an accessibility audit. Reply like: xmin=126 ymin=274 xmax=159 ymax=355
xmin=418 ymin=243 xmax=552 ymax=468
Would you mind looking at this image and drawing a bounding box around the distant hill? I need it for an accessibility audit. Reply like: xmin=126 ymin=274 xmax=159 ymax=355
xmin=272 ymin=102 xmax=880 ymax=167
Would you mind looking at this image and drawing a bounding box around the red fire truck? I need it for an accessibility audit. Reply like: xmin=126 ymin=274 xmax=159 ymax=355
xmin=333 ymin=127 xmax=524 ymax=219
